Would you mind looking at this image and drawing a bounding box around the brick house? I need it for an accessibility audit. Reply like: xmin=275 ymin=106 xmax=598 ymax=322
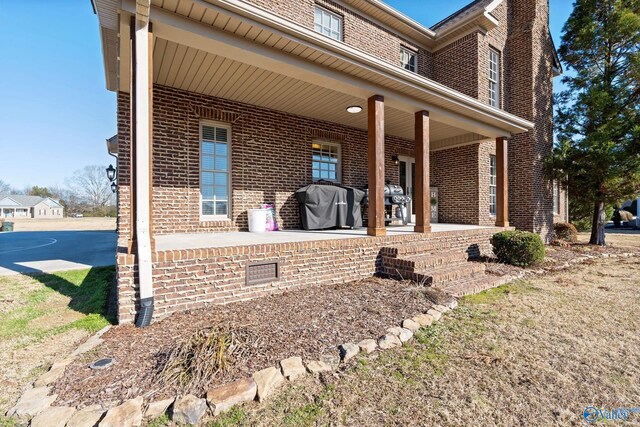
xmin=92 ymin=0 xmax=566 ymax=325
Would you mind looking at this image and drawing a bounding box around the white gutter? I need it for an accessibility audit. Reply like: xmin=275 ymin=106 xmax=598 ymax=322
xmin=134 ymin=11 xmax=154 ymax=327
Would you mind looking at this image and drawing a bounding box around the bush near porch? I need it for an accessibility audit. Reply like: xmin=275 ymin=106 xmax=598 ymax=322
xmin=491 ymin=230 xmax=545 ymax=267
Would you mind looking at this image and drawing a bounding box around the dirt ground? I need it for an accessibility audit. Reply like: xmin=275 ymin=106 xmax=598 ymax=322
xmin=7 ymin=217 xmax=116 ymax=232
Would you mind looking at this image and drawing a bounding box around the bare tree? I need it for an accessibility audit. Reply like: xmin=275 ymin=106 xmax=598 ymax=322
xmin=0 ymin=180 xmax=15 ymax=194
xmin=67 ymin=165 xmax=115 ymax=209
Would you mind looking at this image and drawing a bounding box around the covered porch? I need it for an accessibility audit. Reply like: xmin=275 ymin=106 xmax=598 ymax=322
xmin=114 ymin=0 xmax=530 ymax=251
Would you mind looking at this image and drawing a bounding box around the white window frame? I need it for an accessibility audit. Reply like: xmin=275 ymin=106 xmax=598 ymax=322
xmin=489 ymin=155 xmax=497 ymax=216
xmin=400 ymin=47 xmax=417 ymax=73
xmin=553 ymin=181 xmax=560 ymax=214
xmin=314 ymin=5 xmax=343 ymax=41
xmin=200 ymin=121 xmax=232 ymax=221
xmin=312 ymin=140 xmax=342 ymax=182
xmin=489 ymin=48 xmax=500 ymax=108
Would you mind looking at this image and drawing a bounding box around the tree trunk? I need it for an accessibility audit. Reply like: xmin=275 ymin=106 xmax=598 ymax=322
xmin=589 ymin=200 xmax=606 ymax=245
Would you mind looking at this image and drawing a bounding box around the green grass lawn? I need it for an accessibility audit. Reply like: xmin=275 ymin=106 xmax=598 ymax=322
xmin=0 ymin=267 xmax=115 ymax=344
xmin=0 ymin=267 xmax=115 ymax=417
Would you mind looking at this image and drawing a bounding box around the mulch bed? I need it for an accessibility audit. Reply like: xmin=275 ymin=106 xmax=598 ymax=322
xmin=52 ymin=277 xmax=435 ymax=408
xmin=482 ymin=241 xmax=639 ymax=277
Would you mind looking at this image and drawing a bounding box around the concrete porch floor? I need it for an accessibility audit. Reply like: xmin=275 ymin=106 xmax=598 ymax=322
xmin=155 ymin=223 xmax=499 ymax=251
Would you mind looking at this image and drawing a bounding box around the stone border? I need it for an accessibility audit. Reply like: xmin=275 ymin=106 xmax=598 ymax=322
xmin=8 ymin=251 xmax=636 ymax=426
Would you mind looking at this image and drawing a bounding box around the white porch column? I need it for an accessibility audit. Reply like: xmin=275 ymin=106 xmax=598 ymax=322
xmin=132 ymin=2 xmax=155 ymax=326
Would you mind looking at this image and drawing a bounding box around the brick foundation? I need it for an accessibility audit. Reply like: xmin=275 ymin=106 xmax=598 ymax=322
xmin=116 ymin=227 xmax=506 ymax=324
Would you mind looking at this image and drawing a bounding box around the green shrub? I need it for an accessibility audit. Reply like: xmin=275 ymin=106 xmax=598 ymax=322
xmin=553 ymin=222 xmax=578 ymax=243
xmin=491 ymin=230 xmax=545 ymax=267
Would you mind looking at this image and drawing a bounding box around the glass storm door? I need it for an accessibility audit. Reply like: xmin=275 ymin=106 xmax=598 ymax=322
xmin=398 ymin=156 xmax=416 ymax=223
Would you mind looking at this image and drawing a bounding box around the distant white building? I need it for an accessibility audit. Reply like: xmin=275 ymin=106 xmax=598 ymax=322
xmin=0 ymin=195 xmax=64 ymax=219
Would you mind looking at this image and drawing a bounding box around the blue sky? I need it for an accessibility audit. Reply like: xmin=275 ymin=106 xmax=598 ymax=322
xmin=0 ymin=0 xmax=574 ymax=190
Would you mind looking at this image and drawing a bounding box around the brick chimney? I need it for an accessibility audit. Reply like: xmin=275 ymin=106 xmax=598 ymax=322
xmin=506 ymin=0 xmax=556 ymax=239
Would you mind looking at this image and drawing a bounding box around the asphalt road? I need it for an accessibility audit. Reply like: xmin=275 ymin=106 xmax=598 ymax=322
xmin=0 ymin=230 xmax=117 ymax=275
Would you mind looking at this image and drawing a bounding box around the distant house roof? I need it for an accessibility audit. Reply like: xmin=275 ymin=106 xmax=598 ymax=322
xmin=0 ymin=195 xmax=63 ymax=209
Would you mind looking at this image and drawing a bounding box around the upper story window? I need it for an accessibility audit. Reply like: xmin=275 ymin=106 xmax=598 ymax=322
xmin=312 ymin=141 xmax=341 ymax=181
xmin=488 ymin=48 xmax=500 ymax=108
xmin=201 ymin=122 xmax=231 ymax=219
xmin=400 ymin=47 xmax=417 ymax=73
xmin=489 ymin=155 xmax=497 ymax=216
xmin=314 ymin=6 xmax=342 ymax=41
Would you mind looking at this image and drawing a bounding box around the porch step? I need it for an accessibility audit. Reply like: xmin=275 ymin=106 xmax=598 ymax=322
xmin=412 ymin=262 xmax=486 ymax=286
xmin=433 ymin=274 xmax=508 ymax=298
xmin=380 ymin=240 xmax=461 ymax=258
xmin=384 ymin=250 xmax=468 ymax=271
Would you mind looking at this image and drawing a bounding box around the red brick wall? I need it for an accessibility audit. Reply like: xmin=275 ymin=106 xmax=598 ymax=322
xmin=243 ymin=0 xmax=432 ymax=76
xmin=432 ymin=32 xmax=480 ymax=98
xmin=116 ymin=227 xmax=505 ymax=324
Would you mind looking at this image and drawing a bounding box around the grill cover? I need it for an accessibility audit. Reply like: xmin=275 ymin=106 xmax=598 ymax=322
xmin=295 ymin=184 xmax=365 ymax=230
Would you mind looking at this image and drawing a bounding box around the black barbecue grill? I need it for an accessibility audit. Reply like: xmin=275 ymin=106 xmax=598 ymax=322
xmin=364 ymin=183 xmax=412 ymax=226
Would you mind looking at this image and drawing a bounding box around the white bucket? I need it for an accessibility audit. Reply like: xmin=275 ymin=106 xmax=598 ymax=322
xmin=395 ymin=206 xmax=407 ymax=219
xmin=248 ymin=208 xmax=268 ymax=233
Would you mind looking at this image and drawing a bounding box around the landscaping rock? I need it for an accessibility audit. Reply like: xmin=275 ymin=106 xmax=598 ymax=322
xmin=144 ymin=398 xmax=173 ymax=420
xmin=72 ymin=337 xmax=104 ymax=357
xmin=207 ymin=377 xmax=257 ymax=416
xmin=357 ymin=339 xmax=377 ymax=354
xmin=99 ymin=396 xmax=143 ymax=427
xmin=448 ymin=299 xmax=459 ymax=310
xmin=387 ymin=327 xmax=412 ymax=342
xmin=6 ymin=386 xmax=56 ymax=417
xmin=433 ymin=304 xmax=450 ymax=313
xmin=305 ymin=360 xmax=333 ymax=374
xmin=412 ymin=313 xmax=433 ymax=327
xmin=402 ymin=318 xmax=421 ymax=332
xmin=34 ymin=364 xmax=67 ymax=387
xmin=171 ymin=395 xmax=207 ymax=425
xmin=398 ymin=328 xmax=413 ymax=342
xmin=320 ymin=353 xmax=340 ymax=369
xmin=386 ymin=326 xmax=404 ymax=336
xmin=30 ymin=406 xmax=76 ymax=427
xmin=66 ymin=405 xmax=105 ymax=427
xmin=252 ymin=367 xmax=285 ymax=402
xmin=280 ymin=356 xmax=306 ymax=380
xmin=339 ymin=343 xmax=359 ymax=362
xmin=427 ymin=308 xmax=442 ymax=321
xmin=378 ymin=334 xmax=402 ymax=349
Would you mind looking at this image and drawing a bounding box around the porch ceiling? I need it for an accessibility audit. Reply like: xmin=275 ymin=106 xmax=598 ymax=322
xmin=153 ymin=38 xmax=475 ymax=143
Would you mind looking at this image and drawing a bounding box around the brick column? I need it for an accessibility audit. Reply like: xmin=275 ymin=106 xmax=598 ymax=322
xmin=496 ymin=136 xmax=509 ymax=227
xmin=367 ymin=95 xmax=386 ymax=236
xmin=414 ymin=110 xmax=431 ymax=233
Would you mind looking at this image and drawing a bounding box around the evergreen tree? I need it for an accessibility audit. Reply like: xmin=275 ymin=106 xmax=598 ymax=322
xmin=547 ymin=0 xmax=640 ymax=245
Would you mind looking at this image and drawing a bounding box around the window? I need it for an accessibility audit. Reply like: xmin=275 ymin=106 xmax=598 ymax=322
xmin=314 ymin=5 xmax=342 ymax=41
xmin=201 ymin=122 xmax=231 ymax=219
xmin=553 ymin=181 xmax=559 ymax=214
xmin=488 ymin=48 xmax=500 ymax=108
xmin=312 ymin=141 xmax=341 ymax=181
xmin=489 ymin=155 xmax=497 ymax=216
xmin=400 ymin=48 xmax=416 ymax=73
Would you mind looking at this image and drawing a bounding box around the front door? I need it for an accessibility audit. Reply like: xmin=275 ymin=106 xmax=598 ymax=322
xmin=398 ymin=156 xmax=415 ymax=224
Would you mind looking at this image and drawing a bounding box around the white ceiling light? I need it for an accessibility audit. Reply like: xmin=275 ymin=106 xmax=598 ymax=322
xmin=346 ymin=105 xmax=362 ymax=114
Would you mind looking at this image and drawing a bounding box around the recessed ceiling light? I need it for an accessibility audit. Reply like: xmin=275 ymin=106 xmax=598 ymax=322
xmin=346 ymin=105 xmax=362 ymax=114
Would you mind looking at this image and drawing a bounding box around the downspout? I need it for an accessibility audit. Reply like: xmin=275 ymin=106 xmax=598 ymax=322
xmin=134 ymin=6 xmax=154 ymax=327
